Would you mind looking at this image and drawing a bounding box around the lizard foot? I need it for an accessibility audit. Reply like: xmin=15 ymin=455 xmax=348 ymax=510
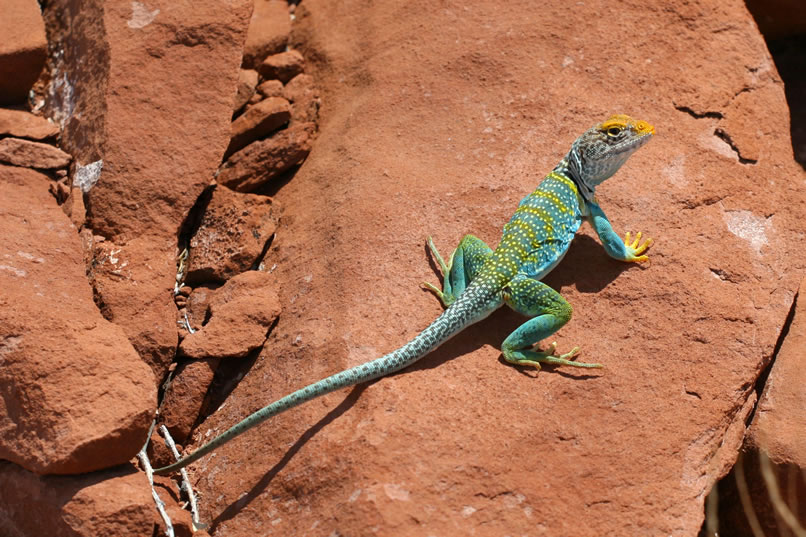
xmin=421 ymin=236 xmax=458 ymax=307
xmin=503 ymin=342 xmax=602 ymax=370
xmin=623 ymin=231 xmax=653 ymax=262
xmin=420 ymin=281 xmax=456 ymax=307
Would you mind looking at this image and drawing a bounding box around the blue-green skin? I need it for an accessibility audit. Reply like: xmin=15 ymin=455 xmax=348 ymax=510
xmin=154 ymin=116 xmax=654 ymax=475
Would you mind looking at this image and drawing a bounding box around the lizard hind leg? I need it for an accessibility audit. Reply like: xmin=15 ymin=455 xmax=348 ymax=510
xmin=501 ymin=275 xmax=602 ymax=370
xmin=422 ymin=234 xmax=492 ymax=307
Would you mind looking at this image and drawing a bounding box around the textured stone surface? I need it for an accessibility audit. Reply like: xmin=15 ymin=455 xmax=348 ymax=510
xmin=258 ymin=49 xmax=305 ymax=83
xmin=154 ymin=477 xmax=196 ymax=537
xmin=283 ymin=73 xmax=320 ymax=124
xmin=0 ymin=166 xmax=155 ymax=474
xmin=160 ymin=358 xmax=220 ymax=443
xmin=183 ymin=284 xmax=219 ymax=333
xmin=234 ymin=68 xmax=259 ymax=113
xmin=179 ymin=271 xmax=281 ymax=359
xmin=181 ymin=0 xmax=806 ymax=535
xmin=226 ymin=96 xmax=291 ymax=157
xmin=243 ymin=0 xmax=290 ymax=69
xmin=41 ymin=0 xmax=253 ymax=379
xmin=257 ymin=79 xmax=284 ymax=98
xmin=0 ymin=137 xmax=71 ymax=169
xmin=748 ymin=278 xmax=806 ymax=465
xmin=217 ymin=122 xmax=313 ymax=192
xmin=88 ymin=235 xmax=180 ymax=377
xmin=0 ymin=462 xmax=154 ymax=537
xmin=185 ymin=185 xmax=276 ymax=284
xmin=0 ymin=0 xmax=47 ymax=104
xmin=0 ymin=108 xmax=59 ymax=140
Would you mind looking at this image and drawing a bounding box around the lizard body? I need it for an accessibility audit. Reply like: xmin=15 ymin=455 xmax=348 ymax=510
xmin=154 ymin=114 xmax=655 ymax=475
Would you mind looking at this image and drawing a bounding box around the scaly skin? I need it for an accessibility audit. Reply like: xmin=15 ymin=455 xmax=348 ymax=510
xmin=153 ymin=114 xmax=655 ymax=475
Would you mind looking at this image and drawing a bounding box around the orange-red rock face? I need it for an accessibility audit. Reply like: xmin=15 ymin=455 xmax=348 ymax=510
xmin=40 ymin=0 xmax=253 ymax=379
xmin=0 ymin=166 xmax=155 ymax=474
xmin=1 ymin=0 xmax=803 ymax=534
xmin=180 ymin=0 xmax=806 ymax=536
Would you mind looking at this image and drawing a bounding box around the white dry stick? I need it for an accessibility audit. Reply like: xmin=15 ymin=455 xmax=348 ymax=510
xmin=183 ymin=311 xmax=196 ymax=334
xmin=174 ymin=248 xmax=189 ymax=295
xmin=138 ymin=433 xmax=175 ymax=537
xmin=160 ymin=425 xmax=206 ymax=530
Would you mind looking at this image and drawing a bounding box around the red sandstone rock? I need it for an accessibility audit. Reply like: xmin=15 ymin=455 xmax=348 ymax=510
xmin=40 ymin=0 xmax=252 ymax=379
xmin=0 ymin=137 xmax=71 ymax=169
xmin=88 ymin=235 xmax=180 ymax=378
xmin=283 ymin=73 xmax=320 ymax=124
xmin=160 ymin=358 xmax=221 ymax=443
xmin=0 ymin=108 xmax=59 ymax=140
xmin=146 ymin=428 xmax=175 ymax=470
xmin=183 ymin=284 xmax=219 ymax=333
xmin=243 ymin=0 xmax=290 ymax=69
xmin=234 ymin=69 xmax=259 ymax=113
xmin=0 ymin=166 xmax=155 ymax=474
xmin=0 ymin=0 xmax=47 ymax=105
xmin=183 ymin=1 xmax=806 ymax=535
xmin=0 ymin=463 xmax=154 ymax=536
xmin=217 ymin=122 xmax=313 ymax=192
xmin=154 ymin=478 xmax=196 ymax=537
xmin=179 ymin=271 xmax=281 ymax=359
xmin=258 ymin=49 xmax=305 ymax=83
xmin=226 ymin=96 xmax=291 ymax=157
xmin=749 ymin=277 xmax=806 ymax=465
xmin=185 ymin=185 xmax=276 ymax=284
xmin=257 ymin=79 xmax=284 ymax=98
xmin=714 ymin=278 xmax=806 ymax=537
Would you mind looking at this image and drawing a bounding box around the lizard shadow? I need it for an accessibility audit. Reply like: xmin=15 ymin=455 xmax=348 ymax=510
xmin=209 ymin=233 xmax=644 ymax=525
xmin=543 ymin=233 xmax=649 ymax=294
xmin=410 ymin=234 xmax=642 ymax=380
xmin=413 ymin=233 xmax=645 ymax=374
xmin=208 ymin=383 xmax=369 ymax=533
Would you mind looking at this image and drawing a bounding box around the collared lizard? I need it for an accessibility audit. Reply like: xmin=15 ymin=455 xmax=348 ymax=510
xmin=154 ymin=114 xmax=655 ymax=475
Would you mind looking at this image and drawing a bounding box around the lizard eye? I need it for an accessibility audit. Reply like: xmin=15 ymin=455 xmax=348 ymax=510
xmin=606 ymin=126 xmax=622 ymax=137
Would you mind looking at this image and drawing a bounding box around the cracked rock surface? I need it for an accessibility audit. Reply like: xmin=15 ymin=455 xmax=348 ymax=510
xmin=180 ymin=1 xmax=806 ymax=536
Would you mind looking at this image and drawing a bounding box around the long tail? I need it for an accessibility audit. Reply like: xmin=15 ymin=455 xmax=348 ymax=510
xmin=153 ymin=289 xmax=491 ymax=475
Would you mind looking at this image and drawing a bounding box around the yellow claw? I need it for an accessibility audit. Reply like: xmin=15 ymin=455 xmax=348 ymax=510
xmin=624 ymin=231 xmax=653 ymax=261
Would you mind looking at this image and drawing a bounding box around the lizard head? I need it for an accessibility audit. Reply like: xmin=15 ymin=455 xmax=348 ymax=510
xmin=566 ymin=114 xmax=654 ymax=200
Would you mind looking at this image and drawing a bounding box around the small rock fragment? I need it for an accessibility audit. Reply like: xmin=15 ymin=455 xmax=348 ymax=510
xmin=748 ymin=277 xmax=806 ymax=464
xmin=257 ymin=79 xmax=284 ymax=98
xmin=183 ymin=284 xmax=219 ymax=332
xmin=0 ymin=108 xmax=59 ymax=140
xmin=146 ymin=428 xmax=175 ymax=470
xmin=243 ymin=0 xmax=291 ymax=69
xmin=185 ymin=185 xmax=276 ymax=284
xmin=160 ymin=358 xmax=221 ymax=443
xmin=218 ymin=122 xmax=314 ymax=192
xmin=258 ymin=49 xmax=305 ymax=83
xmin=179 ymin=271 xmax=281 ymax=359
xmin=0 ymin=137 xmax=72 ymax=169
xmin=283 ymin=73 xmax=321 ymax=124
xmin=226 ymin=96 xmax=291 ymax=157
xmin=233 ymin=68 xmax=259 ymax=113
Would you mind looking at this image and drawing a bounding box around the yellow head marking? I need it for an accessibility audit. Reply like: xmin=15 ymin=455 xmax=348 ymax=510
xmin=601 ymin=114 xmax=655 ymax=136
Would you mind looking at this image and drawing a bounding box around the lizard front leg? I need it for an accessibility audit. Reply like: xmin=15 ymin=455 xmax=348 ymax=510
xmin=422 ymin=234 xmax=492 ymax=307
xmin=500 ymin=274 xmax=602 ymax=370
xmin=586 ymin=201 xmax=653 ymax=262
